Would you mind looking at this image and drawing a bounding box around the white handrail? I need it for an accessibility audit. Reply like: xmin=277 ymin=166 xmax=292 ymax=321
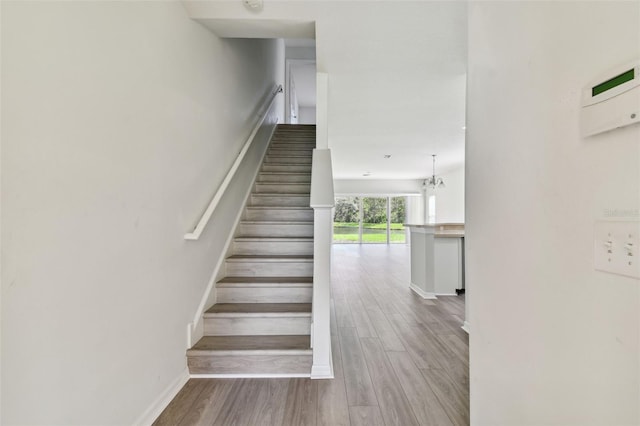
xmin=184 ymin=85 xmax=282 ymax=241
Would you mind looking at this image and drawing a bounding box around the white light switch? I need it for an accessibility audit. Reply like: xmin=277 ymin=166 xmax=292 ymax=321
xmin=594 ymin=221 xmax=640 ymax=279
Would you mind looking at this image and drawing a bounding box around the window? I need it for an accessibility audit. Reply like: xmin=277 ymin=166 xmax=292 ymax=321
xmin=362 ymin=197 xmax=388 ymax=243
xmin=428 ymin=195 xmax=436 ymax=224
xmin=389 ymin=196 xmax=406 ymax=244
xmin=333 ymin=196 xmax=360 ymax=243
xmin=333 ymin=196 xmax=407 ymax=244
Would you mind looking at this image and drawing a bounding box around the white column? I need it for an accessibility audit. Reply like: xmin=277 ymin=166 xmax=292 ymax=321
xmin=311 ymin=208 xmax=333 ymax=378
xmin=310 ymin=148 xmax=335 ymax=379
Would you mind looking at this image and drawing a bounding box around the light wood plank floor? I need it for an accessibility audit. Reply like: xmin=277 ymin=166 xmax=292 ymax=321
xmin=154 ymin=244 xmax=469 ymax=426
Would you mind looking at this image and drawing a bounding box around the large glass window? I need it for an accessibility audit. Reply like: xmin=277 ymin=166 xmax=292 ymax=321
xmin=333 ymin=196 xmax=360 ymax=243
xmin=390 ymin=196 xmax=406 ymax=244
xmin=333 ymin=196 xmax=407 ymax=244
xmin=362 ymin=197 xmax=388 ymax=243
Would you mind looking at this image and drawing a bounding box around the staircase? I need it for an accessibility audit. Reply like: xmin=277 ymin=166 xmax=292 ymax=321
xmin=187 ymin=125 xmax=316 ymax=376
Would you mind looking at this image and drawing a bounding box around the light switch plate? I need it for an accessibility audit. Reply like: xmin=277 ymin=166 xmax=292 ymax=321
xmin=594 ymin=221 xmax=640 ymax=279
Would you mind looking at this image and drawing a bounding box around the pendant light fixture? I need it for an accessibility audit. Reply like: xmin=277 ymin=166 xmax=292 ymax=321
xmin=424 ymin=154 xmax=445 ymax=189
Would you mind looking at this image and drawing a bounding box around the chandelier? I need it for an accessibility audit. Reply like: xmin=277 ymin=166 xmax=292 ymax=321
xmin=424 ymin=154 xmax=445 ymax=189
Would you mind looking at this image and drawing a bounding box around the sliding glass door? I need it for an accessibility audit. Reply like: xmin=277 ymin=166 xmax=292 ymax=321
xmin=333 ymin=196 xmax=406 ymax=244
xmin=333 ymin=196 xmax=360 ymax=243
xmin=361 ymin=197 xmax=388 ymax=243
xmin=390 ymin=196 xmax=406 ymax=244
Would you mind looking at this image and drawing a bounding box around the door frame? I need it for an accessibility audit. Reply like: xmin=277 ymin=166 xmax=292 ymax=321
xmin=285 ymin=59 xmax=316 ymax=124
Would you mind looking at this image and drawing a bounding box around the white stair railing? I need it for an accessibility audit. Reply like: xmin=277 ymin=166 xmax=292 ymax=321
xmin=309 ymin=148 xmax=334 ymax=379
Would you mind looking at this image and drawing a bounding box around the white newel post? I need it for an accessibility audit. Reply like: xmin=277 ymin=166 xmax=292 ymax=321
xmin=310 ymin=149 xmax=334 ymax=379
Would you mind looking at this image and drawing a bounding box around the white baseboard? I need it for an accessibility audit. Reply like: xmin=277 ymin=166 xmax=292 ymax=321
xmin=410 ymin=283 xmax=437 ymax=299
xmin=134 ymin=367 xmax=189 ymax=426
xmin=435 ymin=292 xmax=458 ymax=297
xmin=461 ymin=321 xmax=470 ymax=334
xmin=190 ymin=373 xmax=310 ymax=379
xmin=310 ymin=363 xmax=334 ymax=379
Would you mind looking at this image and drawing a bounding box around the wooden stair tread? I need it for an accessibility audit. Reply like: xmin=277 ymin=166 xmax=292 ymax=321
xmin=257 ymin=182 xmax=310 ymax=185
xmin=217 ymin=276 xmax=313 ymax=286
xmin=189 ymin=335 xmax=311 ymax=355
xmin=240 ymin=220 xmax=312 ymax=225
xmin=259 ymin=172 xmax=312 ymax=175
xmin=246 ymin=206 xmax=312 ymax=210
xmin=234 ymin=236 xmax=313 ymax=241
xmin=267 ymin=152 xmax=313 ymax=154
xmin=206 ymin=303 xmax=312 ymax=315
xmin=268 ymin=148 xmax=314 ymax=151
xmin=251 ymin=193 xmax=309 ymax=197
xmin=262 ymin=161 xmax=312 ymax=164
xmin=227 ymin=255 xmax=313 ymax=261
xmin=269 ymin=145 xmax=315 ymax=148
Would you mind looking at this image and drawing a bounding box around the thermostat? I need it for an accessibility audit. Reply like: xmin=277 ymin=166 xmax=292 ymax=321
xmin=581 ymin=60 xmax=640 ymax=137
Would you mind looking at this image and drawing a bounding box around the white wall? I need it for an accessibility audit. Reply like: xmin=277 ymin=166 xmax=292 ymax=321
xmin=467 ymin=2 xmax=640 ymax=425
xmin=334 ymin=179 xmax=422 ymax=196
xmin=1 ymin=2 xmax=283 ymax=424
xmin=298 ymin=107 xmax=316 ymax=124
xmin=406 ymin=196 xmax=424 ymax=225
xmin=274 ymin=38 xmax=286 ymax=122
xmin=428 ymin=166 xmax=465 ymax=223
xmin=286 ymin=45 xmax=316 ymax=61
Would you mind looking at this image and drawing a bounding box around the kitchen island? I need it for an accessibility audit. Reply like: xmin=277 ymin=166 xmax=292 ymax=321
xmin=405 ymin=223 xmax=465 ymax=299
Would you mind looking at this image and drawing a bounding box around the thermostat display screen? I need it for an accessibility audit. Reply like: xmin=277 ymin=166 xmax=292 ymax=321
xmin=592 ymin=68 xmax=635 ymax=97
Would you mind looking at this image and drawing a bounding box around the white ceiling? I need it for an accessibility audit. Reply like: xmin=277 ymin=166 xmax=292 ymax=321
xmin=184 ymin=0 xmax=467 ymax=180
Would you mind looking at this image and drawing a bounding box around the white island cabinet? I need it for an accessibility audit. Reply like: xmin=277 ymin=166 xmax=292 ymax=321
xmin=406 ymin=223 xmax=465 ymax=298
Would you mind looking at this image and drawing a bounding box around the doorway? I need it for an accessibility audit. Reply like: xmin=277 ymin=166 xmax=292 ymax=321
xmin=284 ymin=39 xmax=316 ymax=124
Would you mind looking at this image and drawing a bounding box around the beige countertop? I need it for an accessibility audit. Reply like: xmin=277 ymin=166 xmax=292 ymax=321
xmin=405 ymin=223 xmax=465 ymax=238
xmin=434 ymin=230 xmax=464 ymax=238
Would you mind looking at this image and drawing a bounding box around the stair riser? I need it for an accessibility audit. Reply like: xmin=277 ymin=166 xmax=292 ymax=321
xmin=188 ymin=354 xmax=312 ymax=375
xmin=272 ymin=135 xmax=315 ymax=139
xmin=225 ymin=261 xmax=313 ymax=277
xmin=250 ymin=195 xmax=310 ymax=207
xmin=262 ymin=164 xmax=312 ymax=173
xmin=245 ymin=209 xmax=313 ymax=221
xmin=216 ymin=287 xmax=312 ymax=303
xmin=270 ymin=143 xmax=315 ymax=148
xmin=269 ymin=146 xmax=315 ymax=152
xmin=257 ymin=174 xmax=311 ymax=183
xmin=265 ymin=156 xmax=312 ymax=164
xmin=204 ymin=316 xmax=311 ymax=336
xmin=270 ymin=142 xmax=316 ymax=148
xmin=255 ymin=183 xmax=311 ymax=194
xmin=270 ymin=142 xmax=315 ymax=147
xmin=233 ymin=240 xmax=313 ymax=256
xmin=238 ymin=223 xmax=313 ymax=237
